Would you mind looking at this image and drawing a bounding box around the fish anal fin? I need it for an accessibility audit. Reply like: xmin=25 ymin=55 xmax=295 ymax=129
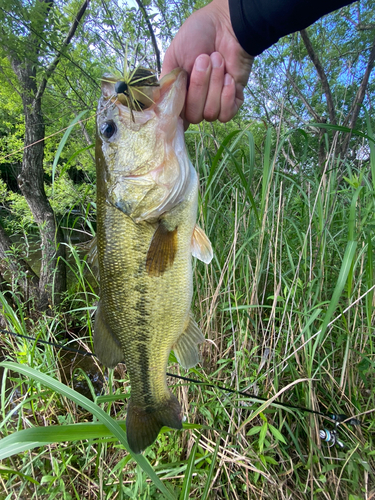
xmin=191 ymin=225 xmax=213 ymax=264
xmin=126 ymin=394 xmax=182 ymax=454
xmin=94 ymin=300 xmax=124 ymax=368
xmin=146 ymin=223 xmax=178 ymax=277
xmin=173 ymin=314 xmax=205 ymax=369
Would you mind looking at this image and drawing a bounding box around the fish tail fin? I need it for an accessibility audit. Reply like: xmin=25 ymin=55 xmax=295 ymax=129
xmin=126 ymin=394 xmax=182 ymax=454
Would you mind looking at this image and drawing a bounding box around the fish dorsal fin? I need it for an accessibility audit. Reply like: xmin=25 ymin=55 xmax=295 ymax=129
xmin=191 ymin=225 xmax=213 ymax=264
xmin=146 ymin=222 xmax=178 ymax=277
xmin=94 ymin=301 xmax=124 ymax=368
xmin=172 ymin=314 xmax=205 ymax=369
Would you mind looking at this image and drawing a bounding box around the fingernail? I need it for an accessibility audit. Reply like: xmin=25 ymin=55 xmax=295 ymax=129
xmin=224 ymin=74 xmax=233 ymax=86
xmin=195 ymin=55 xmax=209 ymax=72
xmin=211 ymin=52 xmax=222 ymax=69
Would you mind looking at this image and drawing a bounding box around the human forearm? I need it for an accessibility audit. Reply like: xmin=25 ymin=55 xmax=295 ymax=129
xmin=229 ymin=0 xmax=357 ymax=56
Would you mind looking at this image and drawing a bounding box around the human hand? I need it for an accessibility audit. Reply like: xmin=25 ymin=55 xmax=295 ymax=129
xmin=160 ymin=0 xmax=254 ymax=125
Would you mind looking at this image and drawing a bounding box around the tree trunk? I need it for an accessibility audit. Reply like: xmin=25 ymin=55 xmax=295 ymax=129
xmin=300 ymin=29 xmax=337 ymax=125
xmin=11 ymin=59 xmax=66 ymax=308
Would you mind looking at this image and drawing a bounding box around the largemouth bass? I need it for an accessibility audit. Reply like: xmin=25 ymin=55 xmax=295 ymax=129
xmin=94 ymin=68 xmax=213 ymax=454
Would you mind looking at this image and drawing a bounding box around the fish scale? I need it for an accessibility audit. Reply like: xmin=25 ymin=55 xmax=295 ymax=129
xmin=98 ymin=200 xmax=193 ymax=399
xmin=94 ymin=68 xmax=213 ymax=453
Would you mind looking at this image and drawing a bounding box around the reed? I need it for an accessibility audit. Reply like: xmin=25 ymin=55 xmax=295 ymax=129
xmin=0 ymin=121 xmax=374 ymax=499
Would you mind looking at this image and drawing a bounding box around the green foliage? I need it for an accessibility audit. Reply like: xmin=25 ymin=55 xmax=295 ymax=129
xmin=3 ymin=192 xmax=35 ymax=233
xmin=1 ymin=121 xmax=375 ymax=498
xmin=0 ymin=178 xmax=7 ymax=199
xmin=0 ymin=362 xmax=176 ymax=500
xmin=0 ymin=0 xmax=374 ymax=498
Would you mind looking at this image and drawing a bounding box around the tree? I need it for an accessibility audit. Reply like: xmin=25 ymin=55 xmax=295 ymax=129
xmin=246 ymin=0 xmax=375 ymax=171
xmin=0 ymin=0 xmax=89 ymax=308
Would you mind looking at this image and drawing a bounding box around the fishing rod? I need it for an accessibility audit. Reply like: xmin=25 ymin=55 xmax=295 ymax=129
xmin=0 ymin=328 xmax=363 ymax=445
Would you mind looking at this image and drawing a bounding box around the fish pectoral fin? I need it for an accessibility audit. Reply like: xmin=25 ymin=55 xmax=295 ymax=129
xmin=94 ymin=301 xmax=124 ymax=368
xmin=146 ymin=222 xmax=178 ymax=277
xmin=191 ymin=225 xmax=213 ymax=264
xmin=173 ymin=314 xmax=205 ymax=369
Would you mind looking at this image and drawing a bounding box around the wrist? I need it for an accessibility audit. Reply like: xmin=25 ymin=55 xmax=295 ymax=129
xmin=210 ymin=0 xmax=230 ymax=15
xmin=206 ymin=0 xmax=234 ymax=36
xmin=207 ymin=0 xmax=254 ymax=58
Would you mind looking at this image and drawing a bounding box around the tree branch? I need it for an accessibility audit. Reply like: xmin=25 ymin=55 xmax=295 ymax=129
xmin=135 ymin=0 xmax=161 ymax=73
xmin=356 ymin=23 xmax=375 ymax=31
xmin=36 ymin=0 xmax=90 ymax=101
xmin=340 ymin=33 xmax=375 ymax=154
xmin=285 ymin=69 xmax=321 ymax=122
xmin=300 ymin=29 xmax=337 ymax=124
xmin=100 ymin=0 xmax=126 ymax=57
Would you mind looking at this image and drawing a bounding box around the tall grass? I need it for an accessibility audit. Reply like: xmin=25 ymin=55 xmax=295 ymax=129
xmin=0 ymin=123 xmax=374 ymax=499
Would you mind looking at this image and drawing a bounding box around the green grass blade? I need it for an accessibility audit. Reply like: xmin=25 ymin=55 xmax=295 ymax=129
xmin=59 ymin=143 xmax=95 ymax=179
xmin=179 ymin=435 xmax=199 ymax=500
xmin=0 ymin=291 xmax=27 ymax=335
xmin=312 ymin=241 xmax=357 ymax=358
xmin=205 ymin=130 xmax=241 ymax=191
xmin=0 ymin=362 xmax=176 ymax=500
xmin=348 ymin=186 xmax=362 ymax=243
xmin=261 ymin=127 xmax=273 ymax=216
xmin=246 ymin=130 xmax=255 ymax=181
xmin=365 ymin=110 xmax=375 ymax=193
xmin=366 ymin=235 xmax=374 ymax=334
xmin=0 ymin=441 xmax=50 ymax=460
xmin=51 ymin=110 xmax=88 ymax=193
xmin=0 ymin=465 xmax=40 ymax=485
xmin=0 ymin=422 xmax=127 ymax=460
xmin=309 ymin=122 xmax=375 ymax=144
xmin=0 ymin=420 xmax=201 ymax=459
xmin=201 ymin=439 xmax=220 ymax=500
xmin=230 ymin=149 xmax=260 ymax=227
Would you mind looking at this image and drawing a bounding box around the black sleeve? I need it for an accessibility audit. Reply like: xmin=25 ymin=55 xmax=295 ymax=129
xmin=229 ymin=0 xmax=357 ymax=56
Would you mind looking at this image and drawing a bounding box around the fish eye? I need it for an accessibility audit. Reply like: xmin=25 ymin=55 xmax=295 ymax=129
xmin=115 ymin=81 xmax=128 ymax=95
xmin=100 ymin=120 xmax=117 ymax=140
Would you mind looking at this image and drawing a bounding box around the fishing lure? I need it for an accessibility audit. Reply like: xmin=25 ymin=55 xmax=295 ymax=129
xmin=102 ymin=61 xmax=159 ymax=120
xmin=115 ymin=67 xmax=159 ymax=109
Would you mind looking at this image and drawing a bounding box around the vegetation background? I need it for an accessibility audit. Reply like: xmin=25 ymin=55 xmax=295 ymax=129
xmin=0 ymin=0 xmax=374 ymax=498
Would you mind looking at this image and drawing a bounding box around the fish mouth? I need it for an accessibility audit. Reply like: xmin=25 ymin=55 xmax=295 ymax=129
xmin=100 ymin=68 xmax=187 ymax=121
